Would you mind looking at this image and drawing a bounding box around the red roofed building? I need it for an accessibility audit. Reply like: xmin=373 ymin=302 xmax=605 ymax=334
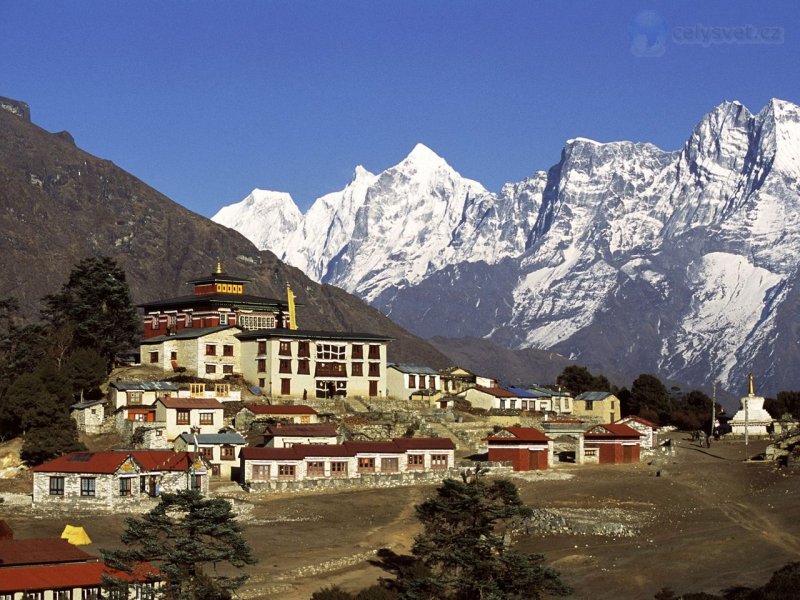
xmin=486 ymin=427 xmax=553 ymax=471
xmin=240 ymin=437 xmax=455 ymax=486
xmin=31 ymin=450 xmax=210 ymax=510
xmin=584 ymin=423 xmax=642 ymax=464
xmin=615 ymin=415 xmax=659 ymax=450
xmin=263 ymin=423 xmax=339 ymax=448
xmin=0 ymin=534 xmax=160 ymax=599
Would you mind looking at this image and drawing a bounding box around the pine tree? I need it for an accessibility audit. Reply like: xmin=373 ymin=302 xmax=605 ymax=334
xmin=42 ymin=256 xmax=140 ymax=366
xmin=103 ymin=490 xmax=256 ymax=599
xmin=379 ymin=471 xmax=571 ymax=600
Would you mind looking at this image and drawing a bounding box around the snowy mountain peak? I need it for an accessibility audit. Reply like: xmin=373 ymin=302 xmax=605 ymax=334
xmin=211 ymin=189 xmax=302 ymax=256
xmin=352 ymin=164 xmax=374 ymax=181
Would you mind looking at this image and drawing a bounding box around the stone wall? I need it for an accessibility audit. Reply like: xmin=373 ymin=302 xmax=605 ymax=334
xmin=246 ymin=468 xmax=460 ymax=494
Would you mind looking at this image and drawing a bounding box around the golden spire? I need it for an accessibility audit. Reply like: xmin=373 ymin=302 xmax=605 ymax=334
xmin=215 ymin=258 xmax=222 ymax=274
xmin=286 ymin=283 xmax=297 ymax=330
xmin=748 ymin=371 xmax=755 ymax=396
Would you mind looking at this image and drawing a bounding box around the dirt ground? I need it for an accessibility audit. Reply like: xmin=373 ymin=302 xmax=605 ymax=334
xmin=2 ymin=435 xmax=798 ymax=599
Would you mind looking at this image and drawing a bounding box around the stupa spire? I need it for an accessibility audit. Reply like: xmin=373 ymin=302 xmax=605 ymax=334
xmin=215 ymin=257 xmax=223 ymax=274
xmin=748 ymin=371 xmax=755 ymax=396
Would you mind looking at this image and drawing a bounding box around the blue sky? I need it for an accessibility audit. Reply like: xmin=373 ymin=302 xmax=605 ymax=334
xmin=2 ymin=1 xmax=798 ymax=216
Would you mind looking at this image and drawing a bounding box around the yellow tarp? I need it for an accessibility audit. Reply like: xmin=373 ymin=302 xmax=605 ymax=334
xmin=61 ymin=524 xmax=92 ymax=545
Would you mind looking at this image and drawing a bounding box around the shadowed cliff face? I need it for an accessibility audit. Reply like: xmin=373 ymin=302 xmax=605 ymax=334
xmin=0 ymin=101 xmax=451 ymax=369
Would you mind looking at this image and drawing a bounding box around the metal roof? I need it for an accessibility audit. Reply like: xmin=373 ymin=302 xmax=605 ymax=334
xmin=176 ymin=432 xmax=245 ymax=445
xmin=110 ymin=381 xmax=180 ymax=391
xmin=140 ymin=325 xmax=237 ymax=344
xmin=388 ymin=363 xmax=439 ymax=375
xmin=575 ymin=391 xmax=615 ymax=401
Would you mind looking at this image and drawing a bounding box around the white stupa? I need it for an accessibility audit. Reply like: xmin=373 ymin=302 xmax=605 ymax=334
xmin=729 ymin=372 xmax=773 ymax=436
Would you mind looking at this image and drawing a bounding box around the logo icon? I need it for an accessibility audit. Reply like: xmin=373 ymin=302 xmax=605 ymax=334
xmin=630 ymin=11 xmax=668 ymax=57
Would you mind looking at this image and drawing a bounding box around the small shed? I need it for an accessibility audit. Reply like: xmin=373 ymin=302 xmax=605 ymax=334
xmin=486 ymin=427 xmax=553 ymax=471
xmin=584 ymin=423 xmax=641 ymax=464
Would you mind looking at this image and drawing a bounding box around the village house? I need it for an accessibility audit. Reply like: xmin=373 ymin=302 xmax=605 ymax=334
xmin=233 ymin=403 xmax=319 ymax=431
xmin=0 ymin=534 xmax=159 ymax=600
xmin=139 ymin=325 xmax=243 ymax=380
xmin=439 ymin=366 xmax=476 ymax=394
xmin=240 ymin=437 xmax=455 ymax=486
xmin=153 ymin=397 xmax=225 ymax=441
xmin=387 ymin=364 xmax=441 ymax=401
xmin=174 ymin=431 xmax=246 ymax=480
xmin=70 ymin=398 xmax=105 ymax=434
xmin=583 ymin=423 xmax=642 ymax=464
xmin=109 ymin=381 xmax=180 ymax=410
xmin=460 ymin=385 xmax=523 ymax=411
xmin=615 ymin=415 xmax=659 ymax=450
xmin=486 ymin=427 xmax=553 ymax=471
xmin=523 ymin=385 xmax=574 ymax=415
xmin=31 ymin=450 xmax=209 ymax=510
xmin=573 ymin=391 xmax=620 ymax=423
xmin=262 ymin=423 xmax=339 ymax=448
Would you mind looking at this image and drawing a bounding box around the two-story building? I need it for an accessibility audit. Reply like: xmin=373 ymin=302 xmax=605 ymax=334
xmin=387 ymin=364 xmax=441 ymax=401
xmin=174 ymin=431 xmax=246 ymax=480
xmin=153 ymin=397 xmax=224 ymax=441
xmin=234 ymin=403 xmax=319 ymax=431
xmin=237 ymin=330 xmax=392 ymax=400
xmin=574 ymin=391 xmax=620 ymax=423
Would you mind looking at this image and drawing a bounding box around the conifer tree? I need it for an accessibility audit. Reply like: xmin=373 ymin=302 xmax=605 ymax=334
xmin=103 ymin=490 xmax=256 ymax=599
xmin=42 ymin=256 xmax=140 ymax=366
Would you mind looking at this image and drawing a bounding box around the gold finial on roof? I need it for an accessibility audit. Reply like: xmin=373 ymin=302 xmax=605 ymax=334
xmin=748 ymin=371 xmax=755 ymax=396
xmin=215 ymin=258 xmax=222 ymax=274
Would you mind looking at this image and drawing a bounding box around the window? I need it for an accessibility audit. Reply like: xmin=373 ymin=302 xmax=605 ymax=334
xmin=54 ymin=590 xmax=72 ymax=600
xmin=306 ymin=461 xmax=325 ymax=477
xmin=215 ymin=384 xmax=230 ymax=397
xmin=252 ymin=464 xmax=269 ymax=481
xmin=176 ymin=409 xmax=190 ymax=425
xmin=238 ymin=314 xmax=276 ymax=330
xmin=25 ymin=593 xmax=44 ymax=600
xmin=170 ymin=350 xmax=178 ymax=360
xmin=279 ymin=341 xmax=292 ymax=356
xmin=120 ymin=477 xmax=133 ymax=496
xmin=82 ymin=588 xmax=101 ymax=600
xmin=316 ymin=343 xmax=346 ymax=360
xmin=257 ymin=359 xmax=267 ymax=373
xmin=223 ymin=344 xmax=234 ymax=357
xmin=149 ymin=351 xmax=159 ymax=364
xmin=408 ymin=455 xmax=424 ymax=470
xmin=257 ymin=340 xmax=267 ymax=354
xmin=330 ymin=461 xmax=348 ymax=477
xmin=185 ymin=314 xmax=193 ymax=328
xmin=369 ymin=381 xmax=378 ymax=397
xmin=281 ymin=378 xmax=291 ymax=395
xmin=408 ymin=375 xmax=416 ymax=388
xmin=509 ymin=399 xmax=516 ymax=409
xmin=151 ymin=317 xmax=159 ymax=330
xmin=167 ymin=315 xmax=177 ymax=328
xmin=135 ymin=583 xmax=156 ymax=600
xmin=368 ymin=344 xmax=380 ymax=359
xmin=297 ymin=359 xmax=310 ymax=374
xmin=278 ymin=464 xmax=296 ymax=479
xmin=431 ymin=454 xmax=448 ymax=470
xmin=128 ymin=391 xmax=143 ymax=405
xmin=191 ymin=474 xmax=203 ymax=491
xmin=205 ymin=364 xmax=217 ymax=375
xmin=201 ymin=447 xmax=214 ymax=460
xmin=300 ymin=415 xmax=310 ymax=424
xmin=499 ymin=399 xmax=506 ymax=410
xmin=351 ymin=344 xmax=363 ymax=359
xmin=381 ymin=457 xmax=399 ymax=473
xmin=279 ymin=359 xmax=292 ymax=374
xmin=199 ymin=412 xmax=214 ymax=425
xmin=223 ymin=364 xmax=233 ymax=374
xmin=368 ymin=363 xmax=380 ymax=377
xmin=316 ymin=380 xmax=346 ymax=398
xmin=205 ymin=344 xmax=217 ymax=356
xmin=358 ymin=457 xmax=375 ymax=473
xmin=585 ymin=400 xmax=594 ymax=411
xmin=258 ymin=378 xmax=265 ymax=388
xmin=298 ymin=341 xmax=310 ymax=357
xmin=80 ymin=477 xmax=96 ymax=496
xmin=221 ymin=446 xmax=235 ymax=461
xmin=522 ymin=400 xmax=528 ymax=411
xmin=190 ymin=383 xmax=205 ymax=396
xmin=49 ymin=476 xmax=64 ymax=496
xmin=140 ymin=476 xmax=147 ymax=493
xmin=352 ymin=362 xmax=363 ymax=376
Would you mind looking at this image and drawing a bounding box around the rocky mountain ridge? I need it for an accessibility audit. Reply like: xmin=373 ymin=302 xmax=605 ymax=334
xmin=0 ymin=97 xmax=451 ymax=370
xmin=214 ymin=99 xmax=800 ymax=396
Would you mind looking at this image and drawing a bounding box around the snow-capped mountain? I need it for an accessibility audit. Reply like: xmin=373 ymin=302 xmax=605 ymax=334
xmin=212 ymin=189 xmax=301 ymax=256
xmin=212 ymin=99 xmax=800 ymax=396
